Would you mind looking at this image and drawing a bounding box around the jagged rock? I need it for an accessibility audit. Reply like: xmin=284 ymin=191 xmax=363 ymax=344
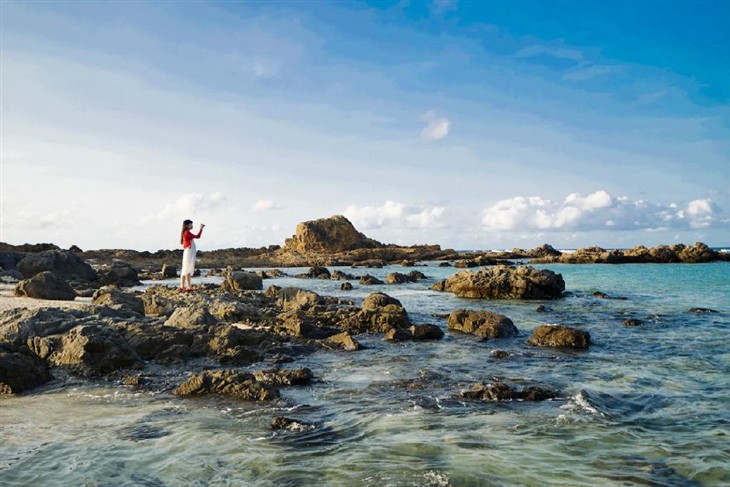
xmin=223 ymin=270 xmax=263 ymax=291
xmin=341 ymin=282 xmax=353 ymax=291
xmin=99 ymin=261 xmax=141 ymax=287
xmin=92 ymin=288 xmax=145 ymax=315
xmin=173 ymin=370 xmax=279 ymax=401
xmin=17 ymin=249 xmax=98 ymax=283
xmin=141 ymin=294 xmax=174 ymax=317
xmin=14 ymin=271 xmax=76 ymax=300
xmin=164 ymin=306 xmax=217 ymax=329
xmin=325 ymin=332 xmax=361 ymax=351
xmin=39 ymin=324 xmax=143 ymax=375
xmin=359 ymin=274 xmax=384 ymax=285
xmin=447 ymin=309 xmax=518 ymax=339
xmin=407 ymin=270 xmax=427 ymax=281
xmin=283 ymin=215 xmax=382 ymax=253
xmin=527 ymin=325 xmax=590 ymax=349
xmin=253 ymin=367 xmax=313 ymax=386
xmin=357 ymin=292 xmax=410 ymax=331
xmin=0 ymin=307 xmax=84 ymax=343
xmin=0 ymin=342 xmax=54 ymax=394
xmin=460 ymin=381 xmax=556 ymax=401
xmin=432 ymin=266 xmax=565 ymax=300
xmin=122 ymin=322 xmax=205 ymax=363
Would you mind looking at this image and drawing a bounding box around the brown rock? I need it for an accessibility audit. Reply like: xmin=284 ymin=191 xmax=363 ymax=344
xmin=447 ymin=309 xmax=518 ymax=339
xmin=173 ymin=370 xmax=279 ymax=401
xmin=14 ymin=271 xmax=76 ymax=301
xmin=432 ymin=266 xmax=564 ymax=300
xmin=527 ymin=325 xmax=590 ymax=349
xmin=325 ymin=332 xmax=361 ymax=351
xmin=92 ymin=288 xmax=145 ymax=315
xmin=164 ymin=306 xmax=217 ymax=329
xmin=283 ymin=215 xmax=382 ymax=253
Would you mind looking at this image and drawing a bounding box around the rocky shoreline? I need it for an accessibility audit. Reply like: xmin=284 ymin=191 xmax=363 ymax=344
xmin=0 ymin=215 xmax=726 ymax=404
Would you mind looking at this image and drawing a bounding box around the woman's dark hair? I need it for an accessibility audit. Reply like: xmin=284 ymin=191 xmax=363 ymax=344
xmin=181 ymin=219 xmax=193 ymax=244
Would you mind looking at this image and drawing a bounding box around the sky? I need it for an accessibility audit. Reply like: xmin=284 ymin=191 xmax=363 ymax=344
xmin=2 ymin=0 xmax=729 ymax=251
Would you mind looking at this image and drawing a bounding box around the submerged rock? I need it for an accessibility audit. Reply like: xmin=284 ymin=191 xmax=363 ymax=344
xmin=460 ymin=381 xmax=556 ymax=401
xmin=623 ymin=318 xmax=644 ymax=327
xmin=432 ymin=266 xmax=565 ymax=300
xmin=527 ymin=325 xmax=590 ymax=349
xmin=447 ymin=309 xmax=518 ymax=340
xmin=688 ymin=307 xmax=719 ymax=314
xmin=173 ymin=370 xmax=279 ymax=401
xmin=271 ymin=416 xmax=316 ymax=432
xmin=14 ymin=271 xmax=76 ymax=301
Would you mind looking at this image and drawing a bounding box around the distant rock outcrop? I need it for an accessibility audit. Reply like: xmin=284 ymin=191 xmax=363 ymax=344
xmin=14 ymin=271 xmax=77 ymax=301
xmin=283 ymin=215 xmax=382 ymax=253
xmin=16 ymin=250 xmax=99 ymax=284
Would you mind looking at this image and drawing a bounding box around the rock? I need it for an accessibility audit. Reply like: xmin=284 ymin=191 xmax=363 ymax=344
xmin=358 ymin=292 xmax=410 ymax=330
xmin=161 ymin=264 xmax=177 ymax=278
xmin=386 ymin=272 xmax=411 ymax=284
xmin=432 ymin=266 xmax=565 ymax=300
xmin=447 ymin=309 xmax=518 ymax=340
xmin=623 ymin=318 xmax=643 ymax=327
xmin=40 ymin=324 xmax=143 ymax=375
xmin=688 ymin=307 xmax=719 ymax=314
xmin=0 ymin=269 xmax=24 ymax=282
xmin=593 ymin=291 xmax=609 ymax=299
xmin=92 ymin=288 xmax=145 ymax=315
xmin=535 ymin=305 xmax=547 ymax=313
xmin=99 ymin=261 xmax=141 ymax=287
xmin=490 ymin=350 xmax=509 ymax=359
xmin=409 ymin=324 xmax=444 ymax=340
xmin=253 ymin=367 xmax=313 ymax=386
xmin=283 ymin=215 xmax=382 ymax=253
xmin=460 ymin=381 xmax=556 ymax=401
xmin=141 ymin=293 xmax=174 ymax=317
xmin=331 ymin=270 xmax=356 ymax=281
xmin=384 ymin=327 xmax=412 ymax=341
xmin=678 ymin=242 xmax=716 ymax=263
xmin=276 ymin=288 xmax=321 ymax=311
xmin=454 ymin=259 xmax=479 ymax=268
xmin=296 ymin=266 xmax=331 ymax=279
xmin=526 ymin=244 xmax=562 ymax=258
xmin=271 ymin=416 xmax=315 ymax=432
xmin=341 ymin=282 xmax=353 ymax=291
xmin=527 ymin=325 xmax=590 ymax=349
xmin=123 ymin=322 xmax=206 ymax=363
xmin=359 ymin=274 xmax=384 ymax=285
xmin=14 ymin=271 xmax=76 ymax=300
xmin=17 ymin=249 xmax=98 ymax=283
xmin=407 ymin=270 xmax=427 ymax=281
xmin=325 ymin=332 xmax=361 ymax=351
xmin=438 ymin=262 xmax=452 ymax=267
xmin=173 ymin=370 xmax=279 ymax=401
xmin=0 ymin=342 xmax=54 ymax=394
xmin=164 ymin=306 xmax=217 ymax=329
xmin=223 ymin=271 xmax=263 ymax=292
xmin=0 ymin=307 xmax=84 ymax=343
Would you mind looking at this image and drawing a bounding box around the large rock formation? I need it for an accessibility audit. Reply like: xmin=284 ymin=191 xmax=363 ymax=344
xmin=283 ymin=215 xmax=382 ymax=253
xmin=14 ymin=271 xmax=77 ymax=301
xmin=531 ymin=242 xmax=724 ymax=264
xmin=0 ymin=343 xmax=54 ymax=394
xmin=527 ymin=325 xmax=590 ymax=349
xmin=16 ymin=250 xmax=98 ymax=284
xmin=432 ymin=266 xmax=565 ymax=300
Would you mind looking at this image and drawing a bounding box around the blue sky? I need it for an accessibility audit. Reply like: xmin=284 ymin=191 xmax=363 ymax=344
xmin=2 ymin=0 xmax=729 ymax=250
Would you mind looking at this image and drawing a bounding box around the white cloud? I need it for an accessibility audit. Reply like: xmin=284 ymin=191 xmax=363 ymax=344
xmin=482 ymin=191 xmax=720 ymax=232
xmin=429 ymin=0 xmax=458 ymax=16
xmin=152 ymin=192 xmax=227 ymax=221
xmin=420 ymin=110 xmax=450 ymax=140
xmin=251 ymin=199 xmax=282 ymax=211
xmin=563 ymin=64 xmax=619 ymax=81
xmin=343 ymin=200 xmax=446 ymax=230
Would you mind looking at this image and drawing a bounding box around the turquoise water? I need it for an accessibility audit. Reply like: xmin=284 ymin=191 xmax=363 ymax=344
xmin=1 ymin=263 xmax=729 ymax=486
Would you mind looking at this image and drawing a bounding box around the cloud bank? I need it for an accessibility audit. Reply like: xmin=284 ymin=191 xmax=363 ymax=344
xmin=481 ymin=190 xmax=719 ymax=232
xmin=343 ymin=201 xmax=445 ymax=230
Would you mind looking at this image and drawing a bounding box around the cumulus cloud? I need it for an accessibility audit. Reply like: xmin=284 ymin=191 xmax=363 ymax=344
xmin=481 ymin=190 xmax=719 ymax=232
xmin=251 ymin=199 xmax=281 ymax=211
xmin=420 ymin=110 xmax=450 ymax=140
xmin=343 ymin=200 xmax=446 ymax=230
xmin=152 ymin=192 xmax=227 ymax=221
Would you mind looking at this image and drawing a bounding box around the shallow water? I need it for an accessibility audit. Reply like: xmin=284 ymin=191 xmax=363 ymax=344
xmin=2 ymin=262 xmax=729 ymax=486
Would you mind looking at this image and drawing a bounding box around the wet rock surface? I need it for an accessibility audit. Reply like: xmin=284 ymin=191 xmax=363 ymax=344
xmin=0 ymin=342 xmax=54 ymax=394
xmin=460 ymin=381 xmax=557 ymax=401
xmin=447 ymin=309 xmax=518 ymax=340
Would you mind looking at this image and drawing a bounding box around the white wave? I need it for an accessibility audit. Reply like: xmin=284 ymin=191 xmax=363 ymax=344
xmin=560 ymin=391 xmax=603 ymax=416
xmin=423 ymin=470 xmax=452 ymax=487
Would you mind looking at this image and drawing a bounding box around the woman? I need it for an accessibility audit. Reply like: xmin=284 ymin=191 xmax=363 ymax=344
xmin=180 ymin=219 xmax=205 ymax=292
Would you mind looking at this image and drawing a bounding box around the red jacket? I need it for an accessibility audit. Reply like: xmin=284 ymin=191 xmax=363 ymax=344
xmin=182 ymin=229 xmax=202 ymax=249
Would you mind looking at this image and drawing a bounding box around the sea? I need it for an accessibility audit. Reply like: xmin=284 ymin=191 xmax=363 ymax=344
xmin=1 ymin=260 xmax=729 ymax=486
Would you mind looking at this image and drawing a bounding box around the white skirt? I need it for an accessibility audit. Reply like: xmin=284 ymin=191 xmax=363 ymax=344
xmin=181 ymin=241 xmax=197 ymax=276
